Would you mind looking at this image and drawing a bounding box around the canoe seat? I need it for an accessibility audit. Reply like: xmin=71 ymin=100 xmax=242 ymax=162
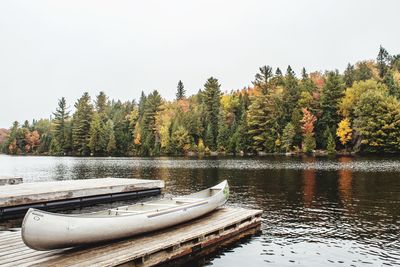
xmin=108 ymin=209 xmax=145 ymax=215
xmin=173 ymin=198 xmax=201 ymax=204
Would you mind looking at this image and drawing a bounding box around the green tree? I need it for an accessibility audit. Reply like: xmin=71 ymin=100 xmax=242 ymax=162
xmin=104 ymin=120 xmax=117 ymax=155
xmin=52 ymin=97 xmax=70 ymax=154
xmin=202 ymin=77 xmax=221 ymax=150
xmin=171 ymin=126 xmax=191 ymax=154
xmin=317 ymin=70 xmax=344 ymax=147
xmin=353 ymin=90 xmax=400 ymax=152
xmin=88 ymin=113 xmax=104 ymax=155
xmin=282 ymin=122 xmax=295 ymax=152
xmin=141 ymin=90 xmax=163 ymax=155
xmin=95 ymin=91 xmax=109 ymax=122
xmin=383 ymin=71 xmax=400 ymax=99
xmin=176 ymin=80 xmax=186 ymax=100
xmin=340 ymin=80 xmax=388 ymax=119
xmin=344 ymin=63 xmax=355 ymax=87
xmin=354 ymin=61 xmax=373 ymax=81
xmin=377 ymin=46 xmax=390 ymax=79
xmin=72 ymin=92 xmax=93 ymax=156
xmin=253 ymin=65 xmax=273 ymax=93
xmin=283 ymin=65 xmax=300 ymax=123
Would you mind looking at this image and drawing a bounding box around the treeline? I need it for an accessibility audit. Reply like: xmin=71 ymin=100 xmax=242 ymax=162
xmin=2 ymin=46 xmax=400 ymax=156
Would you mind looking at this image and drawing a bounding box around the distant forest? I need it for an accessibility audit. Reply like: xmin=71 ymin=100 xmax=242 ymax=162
xmin=2 ymin=46 xmax=400 ymax=156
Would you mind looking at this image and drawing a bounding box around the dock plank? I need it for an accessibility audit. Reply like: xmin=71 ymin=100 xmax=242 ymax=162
xmin=0 ymin=207 xmax=262 ymax=267
xmin=0 ymin=178 xmax=164 ymax=208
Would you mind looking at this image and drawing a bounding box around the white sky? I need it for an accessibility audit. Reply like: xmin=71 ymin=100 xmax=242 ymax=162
xmin=0 ymin=0 xmax=399 ymax=128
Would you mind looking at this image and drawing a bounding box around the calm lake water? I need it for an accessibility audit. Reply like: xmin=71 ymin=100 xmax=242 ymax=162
xmin=1 ymin=154 xmax=400 ymax=266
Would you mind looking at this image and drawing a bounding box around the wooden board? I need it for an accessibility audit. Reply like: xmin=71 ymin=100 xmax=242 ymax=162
xmin=0 ymin=178 xmax=164 ymax=208
xmin=0 ymin=207 xmax=262 ymax=267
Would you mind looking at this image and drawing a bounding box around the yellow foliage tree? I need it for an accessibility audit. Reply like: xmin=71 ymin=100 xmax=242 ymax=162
xmin=336 ymin=118 xmax=352 ymax=145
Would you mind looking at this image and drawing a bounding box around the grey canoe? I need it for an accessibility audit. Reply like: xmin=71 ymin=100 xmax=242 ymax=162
xmin=21 ymin=180 xmax=229 ymax=250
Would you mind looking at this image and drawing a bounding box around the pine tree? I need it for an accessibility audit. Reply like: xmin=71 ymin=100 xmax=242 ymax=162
xmin=282 ymin=122 xmax=295 ymax=152
xmin=344 ymin=63 xmax=355 ymax=87
xmin=217 ymin=108 xmax=229 ymax=151
xmin=202 ymin=77 xmax=221 ymax=150
xmin=377 ymin=46 xmax=390 ymax=79
xmin=138 ymin=91 xmax=147 ymax=117
xmin=72 ymin=92 xmax=93 ymax=156
xmin=141 ymin=90 xmax=163 ymax=155
xmin=88 ymin=113 xmax=103 ymax=155
xmin=52 ymin=97 xmax=70 ymax=154
xmin=301 ymin=67 xmax=308 ymax=80
xmin=253 ymin=65 xmax=273 ymax=93
xmin=176 ymin=80 xmax=186 ymax=100
xmin=383 ymin=71 xmax=400 ymax=99
xmin=326 ymin=130 xmax=336 ymax=154
xmin=317 ymin=70 xmax=344 ymax=146
xmin=354 ymin=61 xmax=373 ymax=81
xmin=95 ymin=91 xmax=109 ymax=122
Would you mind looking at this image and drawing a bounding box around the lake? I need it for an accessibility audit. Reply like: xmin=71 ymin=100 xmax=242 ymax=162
xmin=0 ymin=154 xmax=399 ymax=266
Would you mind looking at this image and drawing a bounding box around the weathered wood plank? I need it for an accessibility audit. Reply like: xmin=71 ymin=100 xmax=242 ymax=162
xmin=0 ymin=178 xmax=164 ymax=208
xmin=0 ymin=207 xmax=262 ymax=267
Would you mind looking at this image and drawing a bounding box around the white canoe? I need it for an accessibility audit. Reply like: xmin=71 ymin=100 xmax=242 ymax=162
xmin=22 ymin=180 xmax=229 ymax=250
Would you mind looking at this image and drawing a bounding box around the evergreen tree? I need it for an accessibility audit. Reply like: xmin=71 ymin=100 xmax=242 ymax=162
xmin=344 ymin=63 xmax=355 ymax=87
xmin=282 ymin=122 xmax=295 ymax=152
xmin=95 ymin=91 xmax=109 ymax=122
xmin=176 ymin=80 xmax=186 ymax=100
xmin=377 ymin=46 xmax=390 ymax=79
xmin=141 ymin=90 xmax=163 ymax=155
xmin=326 ymin=130 xmax=336 ymax=154
xmin=317 ymin=71 xmax=344 ymax=146
xmin=52 ymin=97 xmax=70 ymax=154
xmin=217 ymin=108 xmax=230 ymax=151
xmin=283 ymin=65 xmax=300 ymax=124
xmin=107 ymin=131 xmax=117 ymax=155
xmin=138 ymin=91 xmax=147 ymax=117
xmin=202 ymin=77 xmax=221 ymax=150
xmin=72 ymin=92 xmax=93 ymax=156
xmin=301 ymin=67 xmax=308 ymax=80
xmin=354 ymin=61 xmax=373 ymax=81
xmin=383 ymin=71 xmax=400 ymax=99
xmin=253 ymin=65 xmax=273 ymax=93
xmin=88 ymin=113 xmax=103 ymax=155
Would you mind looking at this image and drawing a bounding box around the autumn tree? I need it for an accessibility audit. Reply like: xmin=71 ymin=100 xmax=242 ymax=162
xmin=340 ymin=80 xmax=387 ymax=119
xmin=337 ymin=118 xmax=352 ymax=147
xmin=301 ymin=108 xmax=317 ymax=153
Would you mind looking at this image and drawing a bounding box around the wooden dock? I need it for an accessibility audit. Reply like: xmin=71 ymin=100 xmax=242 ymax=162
xmin=0 ymin=207 xmax=262 ymax=267
xmin=0 ymin=178 xmax=164 ymax=218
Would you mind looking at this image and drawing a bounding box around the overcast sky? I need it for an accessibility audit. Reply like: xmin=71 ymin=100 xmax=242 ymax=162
xmin=0 ymin=0 xmax=399 ymax=128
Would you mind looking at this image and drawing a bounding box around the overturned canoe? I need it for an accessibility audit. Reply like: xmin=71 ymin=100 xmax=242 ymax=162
xmin=22 ymin=180 xmax=229 ymax=250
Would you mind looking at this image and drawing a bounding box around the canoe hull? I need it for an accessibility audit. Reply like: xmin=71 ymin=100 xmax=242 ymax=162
xmin=22 ymin=180 xmax=229 ymax=250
